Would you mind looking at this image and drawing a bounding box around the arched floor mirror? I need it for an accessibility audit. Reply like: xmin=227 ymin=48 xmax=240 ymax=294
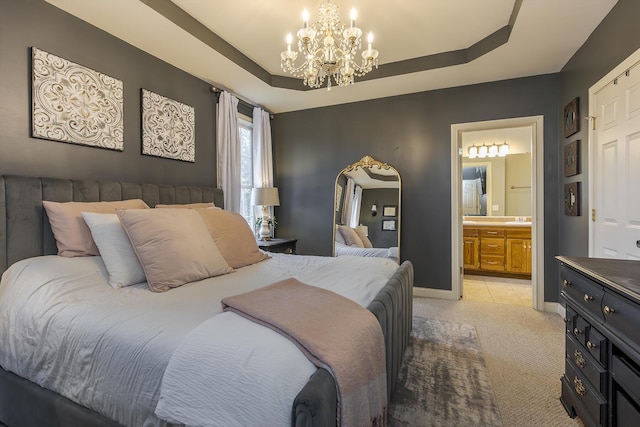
xmin=333 ymin=155 xmax=401 ymax=262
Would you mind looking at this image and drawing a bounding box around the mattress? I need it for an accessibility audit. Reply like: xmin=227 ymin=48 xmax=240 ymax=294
xmin=0 ymin=253 xmax=398 ymax=426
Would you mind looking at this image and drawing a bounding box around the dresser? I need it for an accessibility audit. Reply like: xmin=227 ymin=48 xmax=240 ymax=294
xmin=557 ymin=256 xmax=640 ymax=427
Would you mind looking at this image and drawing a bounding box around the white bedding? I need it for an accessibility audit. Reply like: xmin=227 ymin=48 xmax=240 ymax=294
xmin=335 ymin=242 xmax=399 ymax=260
xmin=0 ymin=253 xmax=397 ymax=427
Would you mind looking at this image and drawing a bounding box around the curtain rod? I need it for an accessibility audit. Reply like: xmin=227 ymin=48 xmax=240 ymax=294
xmin=211 ymin=86 xmax=274 ymax=118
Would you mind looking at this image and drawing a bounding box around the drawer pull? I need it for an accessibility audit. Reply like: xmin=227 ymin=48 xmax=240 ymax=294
xmin=563 ymin=279 xmax=571 ymax=287
xmin=486 ymin=231 xmax=498 ymax=235
xmin=487 ymin=244 xmax=498 ymax=248
xmin=485 ymin=261 xmax=499 ymax=265
xmin=573 ymin=327 xmax=583 ymax=336
xmin=574 ymin=349 xmax=586 ymax=368
xmin=586 ymin=341 xmax=597 ymax=350
xmin=583 ymin=294 xmax=593 ymax=302
xmin=573 ymin=377 xmax=586 ymax=396
xmin=563 ymin=317 xmax=569 ymax=323
xmin=604 ymin=305 xmax=615 ymax=315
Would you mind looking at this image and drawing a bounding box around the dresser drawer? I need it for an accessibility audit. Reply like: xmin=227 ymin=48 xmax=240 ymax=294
xmin=565 ymin=360 xmax=607 ymax=426
xmin=480 ymin=228 xmax=504 ymax=238
xmin=565 ymin=305 xmax=578 ymax=335
xmin=480 ymin=238 xmax=504 ymax=255
xmin=612 ymin=355 xmax=640 ymax=404
xmin=602 ymin=292 xmax=640 ymax=353
xmin=480 ymin=255 xmax=505 ymax=271
xmin=615 ymin=390 xmax=640 ymax=426
xmin=566 ymin=334 xmax=607 ymax=394
xmin=463 ymin=227 xmax=478 ymax=237
xmin=561 ymin=266 xmax=605 ymax=321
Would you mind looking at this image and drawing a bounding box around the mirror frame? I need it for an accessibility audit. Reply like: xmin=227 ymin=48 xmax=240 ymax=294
xmin=332 ymin=155 xmax=402 ymax=261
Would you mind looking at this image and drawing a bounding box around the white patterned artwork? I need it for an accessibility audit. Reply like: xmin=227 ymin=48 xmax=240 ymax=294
xmin=31 ymin=47 xmax=124 ymax=150
xmin=141 ymin=89 xmax=195 ymax=162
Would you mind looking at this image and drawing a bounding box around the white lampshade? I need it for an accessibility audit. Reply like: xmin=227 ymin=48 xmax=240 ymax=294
xmin=251 ymin=187 xmax=280 ymax=206
xmin=478 ymin=145 xmax=488 ymax=158
xmin=468 ymin=146 xmax=478 ymax=159
xmin=488 ymin=143 xmax=498 ymax=157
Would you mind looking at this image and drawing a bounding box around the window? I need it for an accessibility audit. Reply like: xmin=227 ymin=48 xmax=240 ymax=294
xmin=238 ymin=117 xmax=255 ymax=229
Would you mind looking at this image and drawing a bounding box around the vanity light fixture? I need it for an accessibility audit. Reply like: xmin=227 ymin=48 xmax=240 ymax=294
xmin=468 ymin=145 xmax=478 ymax=159
xmin=488 ymin=143 xmax=499 ymax=157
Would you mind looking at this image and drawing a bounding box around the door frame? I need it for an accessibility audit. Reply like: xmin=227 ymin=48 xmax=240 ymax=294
xmin=588 ymin=47 xmax=640 ymax=256
xmin=450 ymin=116 xmax=545 ymax=310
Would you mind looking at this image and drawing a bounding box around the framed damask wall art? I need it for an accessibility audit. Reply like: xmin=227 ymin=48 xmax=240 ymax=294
xmin=564 ymin=182 xmax=580 ymax=216
xmin=563 ymin=97 xmax=579 ymax=138
xmin=31 ymin=47 xmax=124 ymax=150
xmin=564 ymin=140 xmax=580 ymax=177
xmin=141 ymin=89 xmax=195 ymax=162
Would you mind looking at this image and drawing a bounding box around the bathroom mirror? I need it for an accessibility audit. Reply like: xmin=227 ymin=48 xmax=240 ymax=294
xmin=333 ymin=155 xmax=401 ymax=262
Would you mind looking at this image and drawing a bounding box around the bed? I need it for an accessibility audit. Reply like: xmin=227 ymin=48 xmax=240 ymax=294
xmin=0 ymin=175 xmax=413 ymax=427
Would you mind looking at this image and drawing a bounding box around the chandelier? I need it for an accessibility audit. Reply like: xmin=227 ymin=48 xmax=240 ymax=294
xmin=280 ymin=1 xmax=379 ymax=90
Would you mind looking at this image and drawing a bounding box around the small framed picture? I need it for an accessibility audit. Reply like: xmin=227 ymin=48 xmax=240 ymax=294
xmin=383 ymin=205 xmax=397 ymax=217
xmin=382 ymin=219 xmax=397 ymax=231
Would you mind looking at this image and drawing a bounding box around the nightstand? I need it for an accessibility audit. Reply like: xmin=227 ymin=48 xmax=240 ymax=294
xmin=257 ymin=238 xmax=297 ymax=254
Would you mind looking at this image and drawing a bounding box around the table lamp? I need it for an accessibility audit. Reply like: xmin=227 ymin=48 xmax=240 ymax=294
xmin=251 ymin=187 xmax=280 ymax=240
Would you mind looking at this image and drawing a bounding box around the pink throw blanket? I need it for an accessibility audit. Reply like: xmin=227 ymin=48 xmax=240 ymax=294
xmin=222 ymin=278 xmax=387 ymax=427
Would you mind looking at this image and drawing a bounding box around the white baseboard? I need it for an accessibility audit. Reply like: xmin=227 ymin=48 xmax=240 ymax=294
xmin=414 ymin=287 xmax=566 ymax=317
xmin=413 ymin=287 xmax=458 ymax=300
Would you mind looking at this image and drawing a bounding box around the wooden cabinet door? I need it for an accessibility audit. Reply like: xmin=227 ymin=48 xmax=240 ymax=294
xmin=463 ymin=237 xmax=479 ymax=270
xmin=506 ymin=238 xmax=531 ymax=273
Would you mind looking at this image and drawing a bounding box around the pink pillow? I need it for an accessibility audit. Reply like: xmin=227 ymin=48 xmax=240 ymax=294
xmin=338 ymin=225 xmax=364 ymax=248
xmin=117 ymin=208 xmax=233 ymax=292
xmin=196 ymin=208 xmax=270 ymax=268
xmin=353 ymin=227 xmax=374 ymax=248
xmin=42 ymin=199 xmax=149 ymax=257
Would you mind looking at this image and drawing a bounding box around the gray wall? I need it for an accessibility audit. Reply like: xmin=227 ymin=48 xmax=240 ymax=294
xmin=558 ymin=0 xmax=640 ymax=258
xmin=360 ymin=188 xmax=399 ymax=249
xmin=0 ymin=0 xmax=217 ymax=188
xmin=273 ymin=74 xmax=561 ymax=298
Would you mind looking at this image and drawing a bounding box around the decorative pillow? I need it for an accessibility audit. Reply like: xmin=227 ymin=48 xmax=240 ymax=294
xmin=81 ymin=212 xmax=146 ymax=288
xmin=155 ymin=202 xmax=216 ymax=209
xmin=338 ymin=225 xmax=364 ymax=248
xmin=195 ymin=208 xmax=270 ymax=268
xmin=335 ymin=225 xmax=346 ymax=245
xmin=353 ymin=227 xmax=374 ymax=248
xmin=117 ymin=208 xmax=233 ymax=292
xmin=42 ymin=199 xmax=150 ymax=257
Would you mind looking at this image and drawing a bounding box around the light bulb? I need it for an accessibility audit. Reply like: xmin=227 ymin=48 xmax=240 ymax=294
xmin=350 ymin=7 xmax=357 ymax=27
xmin=468 ymin=146 xmax=478 ymax=159
xmin=478 ymin=144 xmax=488 ymax=158
xmin=302 ymin=9 xmax=309 ymax=28
xmin=499 ymin=142 xmax=509 ymax=157
xmin=488 ymin=143 xmax=498 ymax=157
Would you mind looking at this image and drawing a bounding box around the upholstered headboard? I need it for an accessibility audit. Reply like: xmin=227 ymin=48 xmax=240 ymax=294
xmin=0 ymin=175 xmax=224 ymax=273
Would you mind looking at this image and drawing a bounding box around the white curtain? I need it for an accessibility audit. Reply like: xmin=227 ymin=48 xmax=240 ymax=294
xmin=341 ymin=178 xmax=355 ymax=225
xmin=252 ymin=107 xmax=274 ymax=218
xmin=216 ymin=91 xmax=240 ymax=212
xmin=350 ymin=185 xmax=362 ymax=227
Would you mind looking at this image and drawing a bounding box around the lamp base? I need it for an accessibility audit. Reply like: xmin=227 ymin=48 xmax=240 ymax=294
xmin=258 ymin=212 xmax=272 ymax=240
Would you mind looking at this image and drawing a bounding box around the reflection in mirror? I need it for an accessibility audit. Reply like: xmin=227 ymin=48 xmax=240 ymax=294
xmin=333 ymin=156 xmax=401 ymax=263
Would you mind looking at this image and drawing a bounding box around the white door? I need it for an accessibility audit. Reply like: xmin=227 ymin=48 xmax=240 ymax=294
xmin=593 ymin=64 xmax=640 ymax=260
xmin=462 ymin=180 xmax=478 ymax=215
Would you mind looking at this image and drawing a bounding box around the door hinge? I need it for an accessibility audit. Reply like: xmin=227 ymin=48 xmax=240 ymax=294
xmin=592 ymin=209 xmax=596 ymax=221
xmin=592 ymin=116 xmax=596 ymax=130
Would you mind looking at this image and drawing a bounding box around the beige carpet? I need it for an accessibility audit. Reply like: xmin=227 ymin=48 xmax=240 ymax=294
xmin=413 ymin=297 xmax=584 ymax=427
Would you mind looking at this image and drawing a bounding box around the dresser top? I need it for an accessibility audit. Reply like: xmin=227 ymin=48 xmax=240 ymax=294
xmin=557 ymin=256 xmax=640 ymax=302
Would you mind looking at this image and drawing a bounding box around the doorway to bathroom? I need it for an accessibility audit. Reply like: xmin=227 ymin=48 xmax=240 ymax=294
xmin=451 ymin=116 xmax=545 ymax=311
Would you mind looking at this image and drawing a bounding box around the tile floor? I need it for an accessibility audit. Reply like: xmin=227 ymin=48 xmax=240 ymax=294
xmin=463 ymin=274 xmax=533 ymax=307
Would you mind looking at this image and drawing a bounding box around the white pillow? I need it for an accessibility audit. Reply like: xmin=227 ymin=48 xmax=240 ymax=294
xmin=81 ymin=212 xmax=146 ymax=288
